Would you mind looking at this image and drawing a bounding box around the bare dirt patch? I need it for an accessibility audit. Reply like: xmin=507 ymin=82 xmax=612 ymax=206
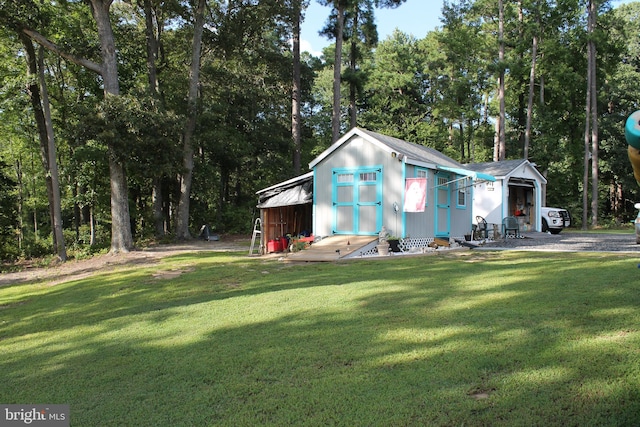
xmin=0 ymin=237 xmax=249 ymax=287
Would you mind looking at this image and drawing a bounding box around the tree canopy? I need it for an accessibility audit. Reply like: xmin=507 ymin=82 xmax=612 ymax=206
xmin=1 ymin=0 xmax=639 ymax=261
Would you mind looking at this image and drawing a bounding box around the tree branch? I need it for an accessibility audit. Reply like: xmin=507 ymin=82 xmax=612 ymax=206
xmin=22 ymin=27 xmax=103 ymax=75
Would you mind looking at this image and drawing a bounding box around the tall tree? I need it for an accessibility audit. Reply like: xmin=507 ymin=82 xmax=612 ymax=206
xmin=140 ymin=0 xmax=167 ymax=237
xmin=360 ymin=31 xmax=427 ymax=140
xmin=17 ymin=0 xmax=135 ymax=252
xmin=2 ymin=2 xmax=68 ymax=259
xmin=329 ymin=1 xmax=346 ymax=142
xmin=37 ymin=47 xmax=67 ymax=261
xmin=89 ymin=0 xmax=134 ymax=252
xmin=344 ymin=0 xmax=377 ymax=129
xmin=583 ymin=0 xmax=599 ymax=229
xmin=320 ymin=0 xmax=406 ymax=142
xmin=495 ymin=0 xmax=506 ymax=161
xmin=291 ymin=0 xmax=308 ymax=174
xmin=175 ymin=0 xmax=206 ymax=240
xmin=0 ymin=159 xmax=18 ymax=260
xmin=588 ymin=0 xmax=599 ymax=228
xmin=17 ymin=32 xmax=68 ymax=260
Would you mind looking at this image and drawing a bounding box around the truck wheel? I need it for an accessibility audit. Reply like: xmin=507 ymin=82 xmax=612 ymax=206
xmin=542 ymin=218 xmax=549 ymax=233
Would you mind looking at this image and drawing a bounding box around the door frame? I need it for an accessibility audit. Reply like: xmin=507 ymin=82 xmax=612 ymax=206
xmin=434 ymin=172 xmax=451 ymax=238
xmin=332 ymin=166 xmax=383 ymax=235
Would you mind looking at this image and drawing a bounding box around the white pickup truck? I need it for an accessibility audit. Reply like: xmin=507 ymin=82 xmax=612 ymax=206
xmin=541 ymin=207 xmax=571 ymax=234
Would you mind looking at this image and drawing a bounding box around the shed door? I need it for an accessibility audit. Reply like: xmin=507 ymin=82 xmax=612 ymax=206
xmin=333 ymin=167 xmax=382 ymax=235
xmin=435 ymin=173 xmax=450 ymax=237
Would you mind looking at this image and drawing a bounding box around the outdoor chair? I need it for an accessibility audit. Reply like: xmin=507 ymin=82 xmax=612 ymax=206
xmin=502 ymin=216 xmax=520 ymax=238
xmin=474 ymin=216 xmax=488 ymax=239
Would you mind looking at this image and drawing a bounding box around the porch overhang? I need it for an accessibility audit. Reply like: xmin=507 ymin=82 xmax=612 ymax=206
xmin=436 ymin=165 xmax=496 ymax=182
xmin=256 ymin=172 xmax=313 ymax=209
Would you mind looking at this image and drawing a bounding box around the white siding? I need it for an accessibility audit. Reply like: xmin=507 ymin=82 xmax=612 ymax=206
xmin=313 ymin=136 xmax=403 ymax=237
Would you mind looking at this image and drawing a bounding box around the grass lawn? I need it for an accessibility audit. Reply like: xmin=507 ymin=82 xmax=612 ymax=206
xmin=1 ymin=250 xmax=639 ymax=426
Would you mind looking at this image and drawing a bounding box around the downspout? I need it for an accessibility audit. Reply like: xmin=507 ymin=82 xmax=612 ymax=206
xmin=312 ymin=169 xmax=317 ymax=238
xmin=401 ymin=157 xmax=407 ymax=238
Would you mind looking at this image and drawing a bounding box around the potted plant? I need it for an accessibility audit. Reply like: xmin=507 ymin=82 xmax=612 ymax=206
xmin=377 ymin=226 xmax=391 ymax=256
xmin=387 ymin=236 xmax=401 ymax=252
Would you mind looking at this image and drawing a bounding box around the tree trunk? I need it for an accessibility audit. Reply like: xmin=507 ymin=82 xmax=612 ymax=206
xmin=175 ymin=0 xmax=206 ymax=239
xmin=143 ymin=0 xmax=159 ymax=96
xmin=583 ymin=0 xmax=598 ymax=229
xmin=15 ymin=158 xmax=24 ymax=250
xmin=89 ymin=205 xmax=96 ymax=246
xmin=582 ymin=36 xmax=592 ymax=231
xmin=20 ymin=33 xmax=57 ymax=258
xmin=38 ymin=47 xmax=67 ymax=261
xmin=331 ymin=4 xmax=345 ymax=143
xmin=589 ymin=0 xmax=598 ymax=227
xmin=292 ymin=0 xmax=302 ymax=175
xmin=152 ymin=177 xmax=165 ymax=237
xmin=524 ymin=33 xmax=538 ymax=160
xmin=89 ymin=0 xmax=134 ymax=253
xmin=142 ymin=0 xmax=167 ymax=237
xmin=349 ymin=11 xmax=358 ymax=129
xmin=497 ymin=0 xmax=506 ymax=161
xmin=24 ymin=2 xmax=134 ymax=251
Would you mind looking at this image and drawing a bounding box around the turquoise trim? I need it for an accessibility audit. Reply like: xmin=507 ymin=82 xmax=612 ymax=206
xmin=401 ymin=163 xmax=406 ymax=237
xmin=455 ymin=177 xmax=467 ymax=209
xmin=331 ymin=166 xmax=383 ymax=235
xmin=437 ymin=165 xmax=496 ymax=182
xmin=414 ymin=167 xmax=429 ymax=207
xmin=434 ymin=171 xmax=451 ymax=238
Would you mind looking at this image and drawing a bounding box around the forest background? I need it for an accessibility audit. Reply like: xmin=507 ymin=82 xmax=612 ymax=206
xmin=1 ymin=0 xmax=640 ymax=262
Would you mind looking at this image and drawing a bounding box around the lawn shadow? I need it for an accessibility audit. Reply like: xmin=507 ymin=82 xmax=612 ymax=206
xmin=1 ymin=251 xmax=639 ymax=425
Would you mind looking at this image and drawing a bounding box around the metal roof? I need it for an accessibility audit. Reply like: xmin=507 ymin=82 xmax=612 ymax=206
xmin=309 ymin=127 xmax=465 ymax=170
xmin=465 ymin=159 xmax=547 ymax=184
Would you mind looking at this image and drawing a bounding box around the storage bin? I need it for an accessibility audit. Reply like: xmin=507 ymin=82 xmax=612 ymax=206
xmin=267 ymin=239 xmax=282 ymax=253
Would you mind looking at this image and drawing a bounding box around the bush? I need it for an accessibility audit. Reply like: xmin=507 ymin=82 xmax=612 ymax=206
xmin=20 ymin=237 xmax=53 ymax=259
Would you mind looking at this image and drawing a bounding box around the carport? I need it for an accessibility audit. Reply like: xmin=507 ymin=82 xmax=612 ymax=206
xmin=255 ymin=172 xmax=313 ymax=252
xmin=467 ymin=159 xmax=547 ymax=233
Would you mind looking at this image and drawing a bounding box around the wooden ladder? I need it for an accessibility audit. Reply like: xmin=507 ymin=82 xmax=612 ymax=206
xmin=249 ymin=218 xmax=262 ymax=255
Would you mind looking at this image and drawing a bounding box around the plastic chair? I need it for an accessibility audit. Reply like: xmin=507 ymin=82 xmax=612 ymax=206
xmin=502 ymin=216 xmax=520 ymax=238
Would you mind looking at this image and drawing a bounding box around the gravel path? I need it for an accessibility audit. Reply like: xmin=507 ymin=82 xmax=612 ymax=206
xmin=479 ymin=231 xmax=640 ymax=253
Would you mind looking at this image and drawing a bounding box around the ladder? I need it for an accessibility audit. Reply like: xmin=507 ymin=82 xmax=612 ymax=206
xmin=249 ymin=218 xmax=263 ymax=255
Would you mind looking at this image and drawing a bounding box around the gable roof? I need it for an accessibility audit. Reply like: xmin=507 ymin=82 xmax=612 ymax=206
xmin=309 ymin=127 xmax=464 ymax=170
xmin=465 ymin=159 xmax=547 ymax=183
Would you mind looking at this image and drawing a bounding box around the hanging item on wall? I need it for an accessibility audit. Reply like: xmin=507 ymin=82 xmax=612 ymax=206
xmin=404 ymin=178 xmax=427 ymax=212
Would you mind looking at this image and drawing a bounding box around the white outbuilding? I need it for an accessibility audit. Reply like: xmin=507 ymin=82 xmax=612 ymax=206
xmin=466 ymin=159 xmax=548 ymax=233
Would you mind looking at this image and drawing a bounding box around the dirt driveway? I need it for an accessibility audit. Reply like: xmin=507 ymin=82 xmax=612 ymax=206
xmin=2 ymin=232 xmax=638 ymax=288
xmin=0 ymin=238 xmax=249 ymax=287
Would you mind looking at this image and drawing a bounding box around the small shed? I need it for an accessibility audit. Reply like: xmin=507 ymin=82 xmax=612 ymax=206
xmin=466 ymin=159 xmax=547 ymax=232
xmin=255 ymin=172 xmax=313 ymax=251
xmin=308 ymin=128 xmax=494 ymax=241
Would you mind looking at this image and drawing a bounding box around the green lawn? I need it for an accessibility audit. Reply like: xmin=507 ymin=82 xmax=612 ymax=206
xmin=1 ymin=250 xmax=639 ymax=426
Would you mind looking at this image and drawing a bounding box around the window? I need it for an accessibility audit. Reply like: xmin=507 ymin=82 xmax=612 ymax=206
xmin=415 ymin=168 xmax=428 ymax=205
xmin=457 ymin=180 xmax=466 ymax=207
xmin=359 ymin=172 xmax=377 ymax=182
xmin=337 ymin=173 xmax=354 ymax=183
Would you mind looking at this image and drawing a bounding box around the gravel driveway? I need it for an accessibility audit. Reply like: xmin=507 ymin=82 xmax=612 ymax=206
xmin=479 ymin=231 xmax=639 ymax=253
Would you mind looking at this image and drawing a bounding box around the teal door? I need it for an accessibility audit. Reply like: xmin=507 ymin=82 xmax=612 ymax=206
xmin=333 ymin=167 xmax=382 ymax=235
xmin=434 ymin=172 xmax=451 ymax=237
